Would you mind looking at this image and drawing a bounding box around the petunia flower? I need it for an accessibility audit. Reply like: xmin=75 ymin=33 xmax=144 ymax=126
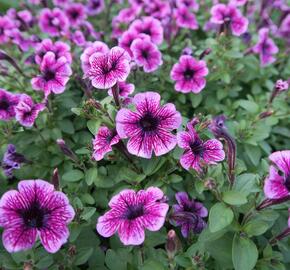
xmin=0 ymin=89 xmax=20 ymax=121
xmin=264 ymin=150 xmax=290 ymax=199
xmin=177 ymin=119 xmax=225 ymax=171
xmin=35 ymin=38 xmax=72 ymax=65
xmin=97 ymin=187 xmax=169 ymax=245
xmin=86 ymin=0 xmax=105 ymax=16
xmin=210 ymin=4 xmax=249 ymax=36
xmin=108 ymin=81 xmax=135 ymax=98
xmin=144 ymin=1 xmax=171 ymax=20
xmin=130 ymin=37 xmax=163 ymax=73
xmin=175 ymin=7 xmax=198 ymax=30
xmin=80 ymin=41 xmax=109 ymax=73
xmin=92 ymin=126 xmax=120 ymax=161
xmin=15 ymin=94 xmax=45 ymax=127
xmin=170 ymin=55 xmax=208 ymax=94
xmin=128 ymin=16 xmax=164 ymax=45
xmin=170 ymin=192 xmax=207 ymax=238
xmin=116 ymin=92 xmax=182 ymax=158
xmin=31 ymin=52 xmax=72 ymax=97
xmin=85 ymin=46 xmax=131 ymax=89
xmin=39 ymin=8 xmax=69 ymax=37
xmin=252 ymin=27 xmax=279 ymax=67
xmin=0 ymin=16 xmax=16 ymax=44
xmin=118 ymin=30 xmax=139 ymax=57
xmin=0 ymin=179 xmax=75 ymax=253
xmin=176 ymin=0 xmax=199 ymax=11
xmin=65 ymin=3 xmax=87 ymax=27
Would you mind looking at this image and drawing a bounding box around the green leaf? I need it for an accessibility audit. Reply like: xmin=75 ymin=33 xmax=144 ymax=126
xmin=74 ymin=247 xmax=94 ymax=265
xmin=245 ymin=145 xmax=262 ymax=166
xmin=140 ymin=260 xmax=165 ymax=270
xmin=35 ymin=255 xmax=54 ymax=269
xmin=85 ymin=168 xmax=98 ymax=186
xmin=80 ymin=207 xmax=96 ymax=220
xmin=243 ymin=219 xmax=269 ymax=236
xmin=238 ymin=100 xmax=259 ymax=113
xmin=62 ymin=170 xmax=84 ymax=182
xmin=222 ymin=191 xmax=248 ymax=205
xmin=233 ymin=173 xmax=259 ymax=195
xmin=105 ymin=249 xmax=127 ymax=270
xmin=209 ymin=203 xmax=234 ymax=232
xmin=232 ymin=234 xmax=258 ymax=270
xmin=87 ymin=120 xmax=101 ymax=135
xmin=58 ymin=119 xmax=75 ymax=134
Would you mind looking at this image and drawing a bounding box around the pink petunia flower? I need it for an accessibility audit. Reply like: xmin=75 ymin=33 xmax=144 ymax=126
xmin=131 ymin=37 xmax=163 ymax=73
xmin=229 ymin=0 xmax=247 ymax=6
xmin=144 ymin=0 xmax=171 ymax=20
xmin=118 ymin=30 xmax=139 ymax=57
xmin=92 ymin=126 xmax=120 ymax=161
xmin=176 ymin=0 xmax=199 ymax=11
xmin=35 ymin=38 xmax=72 ymax=65
xmin=210 ymin=4 xmax=249 ymax=36
xmin=0 ymin=89 xmax=20 ymax=121
xmin=170 ymin=55 xmax=208 ymax=94
xmin=65 ymin=3 xmax=87 ymax=27
xmin=96 ymin=187 xmax=169 ymax=245
xmin=85 ymin=46 xmax=131 ymax=89
xmin=86 ymin=0 xmax=105 ymax=16
xmin=15 ymin=94 xmax=45 ymax=127
xmin=31 ymin=52 xmax=72 ymax=97
xmin=175 ymin=7 xmax=198 ymax=30
xmin=116 ymin=92 xmax=182 ymax=158
xmin=0 ymin=16 xmax=16 ymax=44
xmin=80 ymin=41 xmax=109 ymax=73
xmin=264 ymin=150 xmax=290 ymax=199
xmin=0 ymin=179 xmax=75 ymax=253
xmin=129 ymin=16 xmax=164 ymax=45
xmin=252 ymin=27 xmax=279 ymax=67
xmin=177 ymin=119 xmax=225 ymax=172
xmin=39 ymin=8 xmax=69 ymax=37
xmin=108 ymin=81 xmax=135 ymax=97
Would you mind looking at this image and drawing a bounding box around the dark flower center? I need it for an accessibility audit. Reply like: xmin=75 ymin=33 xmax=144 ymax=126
xmin=141 ymin=50 xmax=149 ymax=59
xmin=190 ymin=140 xmax=204 ymax=156
xmin=0 ymin=98 xmax=9 ymax=110
xmin=70 ymin=10 xmax=80 ymax=19
xmin=285 ymin=174 xmax=290 ymax=191
xmin=43 ymin=69 xmax=56 ymax=81
xmin=21 ymin=202 xmax=47 ymax=228
xmin=139 ymin=113 xmax=159 ymax=132
xmin=142 ymin=28 xmax=152 ymax=36
xmin=183 ymin=69 xmax=194 ymax=79
xmin=125 ymin=204 xmax=144 ymax=220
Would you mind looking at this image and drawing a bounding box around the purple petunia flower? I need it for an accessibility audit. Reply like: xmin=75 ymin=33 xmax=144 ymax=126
xmin=170 ymin=192 xmax=208 ymax=238
xmin=15 ymin=94 xmax=45 ymax=128
xmin=118 ymin=30 xmax=139 ymax=57
xmin=252 ymin=28 xmax=279 ymax=67
xmin=92 ymin=126 xmax=120 ymax=161
xmin=264 ymin=150 xmax=290 ymax=199
xmin=170 ymin=55 xmax=208 ymax=94
xmin=0 ymin=179 xmax=75 ymax=253
xmin=39 ymin=8 xmax=69 ymax=37
xmin=175 ymin=7 xmax=198 ymax=30
xmin=0 ymin=16 xmax=15 ymax=44
xmin=0 ymin=89 xmax=20 ymax=121
xmin=65 ymin=3 xmax=87 ymax=27
xmin=130 ymin=37 xmax=163 ymax=73
xmin=278 ymin=14 xmax=290 ymax=44
xmin=275 ymin=79 xmax=289 ymax=92
xmin=80 ymin=41 xmax=109 ymax=73
xmin=35 ymin=38 xmax=72 ymax=65
xmin=176 ymin=0 xmax=199 ymax=11
xmin=31 ymin=52 xmax=72 ymax=97
xmin=144 ymin=1 xmax=171 ymax=20
xmin=210 ymin=4 xmax=249 ymax=36
xmin=129 ymin=17 xmax=164 ymax=45
xmin=108 ymin=81 xmax=135 ymax=97
xmin=1 ymin=144 xmax=27 ymax=178
xmin=96 ymin=187 xmax=169 ymax=245
xmin=116 ymin=92 xmax=182 ymax=158
xmin=229 ymin=0 xmax=247 ymax=6
xmin=86 ymin=0 xmax=105 ymax=16
xmin=85 ymin=46 xmax=131 ymax=89
xmin=177 ymin=119 xmax=225 ymax=172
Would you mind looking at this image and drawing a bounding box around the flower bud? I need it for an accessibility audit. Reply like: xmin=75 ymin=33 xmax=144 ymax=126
xmin=56 ymin=139 xmax=78 ymax=162
xmin=199 ymin=48 xmax=212 ymax=59
xmin=52 ymin=168 xmax=60 ymax=190
xmin=166 ymin=230 xmax=180 ymax=259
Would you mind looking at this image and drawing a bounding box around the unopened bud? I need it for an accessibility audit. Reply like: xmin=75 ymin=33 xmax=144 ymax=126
xmin=259 ymin=110 xmax=274 ymax=119
xmin=52 ymin=168 xmax=60 ymax=190
xmin=56 ymin=139 xmax=78 ymax=162
xmin=23 ymin=262 xmax=33 ymax=270
xmin=204 ymin=179 xmax=216 ymax=190
xmin=68 ymin=245 xmax=77 ymax=257
xmin=166 ymin=230 xmax=181 ymax=259
xmin=199 ymin=48 xmax=212 ymax=59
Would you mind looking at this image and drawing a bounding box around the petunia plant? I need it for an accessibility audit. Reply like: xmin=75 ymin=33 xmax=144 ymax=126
xmin=0 ymin=0 xmax=290 ymax=269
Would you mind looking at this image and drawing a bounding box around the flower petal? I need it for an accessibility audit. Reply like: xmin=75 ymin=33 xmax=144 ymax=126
xmin=118 ymin=219 xmax=145 ymax=245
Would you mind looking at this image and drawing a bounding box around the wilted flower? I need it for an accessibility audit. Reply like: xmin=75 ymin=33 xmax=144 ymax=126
xmin=108 ymin=81 xmax=135 ymax=97
xmin=31 ymin=52 xmax=72 ymax=97
xmin=35 ymin=38 xmax=72 ymax=65
xmin=264 ymin=150 xmax=290 ymax=199
xmin=0 ymin=89 xmax=20 ymax=121
xmin=129 ymin=17 xmax=164 ymax=45
xmin=170 ymin=55 xmax=208 ymax=94
xmin=170 ymin=192 xmax=208 ymax=238
xmin=175 ymin=7 xmax=198 ymax=30
xmin=92 ymin=126 xmax=120 ymax=161
xmin=130 ymin=37 xmax=163 ymax=73
xmin=275 ymin=79 xmax=289 ymax=92
xmin=97 ymin=187 xmax=169 ymax=245
xmin=1 ymin=144 xmax=27 ymax=178
xmin=80 ymin=41 xmax=109 ymax=73
xmin=252 ymin=28 xmax=279 ymax=67
xmin=177 ymin=119 xmax=225 ymax=172
xmin=0 ymin=180 xmax=75 ymax=253
xmin=65 ymin=3 xmax=87 ymax=27
xmin=86 ymin=46 xmax=130 ymax=89
xmin=39 ymin=8 xmax=69 ymax=37
xmin=116 ymin=92 xmax=182 ymax=158
xmin=210 ymin=4 xmax=249 ymax=36
xmin=15 ymin=94 xmax=45 ymax=127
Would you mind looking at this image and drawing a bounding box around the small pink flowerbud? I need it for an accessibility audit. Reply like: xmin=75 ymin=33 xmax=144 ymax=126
xmin=166 ymin=230 xmax=180 ymax=259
